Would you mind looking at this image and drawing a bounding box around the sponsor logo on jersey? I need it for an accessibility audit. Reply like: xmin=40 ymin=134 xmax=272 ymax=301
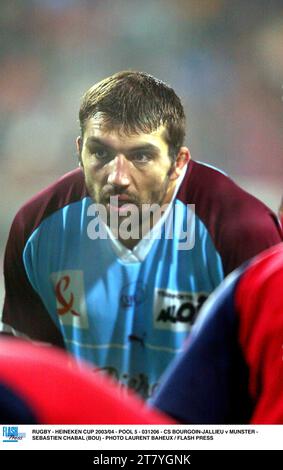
xmin=153 ymin=288 xmax=208 ymax=332
xmin=120 ymin=282 xmax=146 ymax=308
xmin=97 ymin=367 xmax=158 ymax=400
xmin=51 ymin=270 xmax=89 ymax=328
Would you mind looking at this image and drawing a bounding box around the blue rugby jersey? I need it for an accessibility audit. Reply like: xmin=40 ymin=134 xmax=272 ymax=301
xmin=2 ymin=161 xmax=282 ymax=398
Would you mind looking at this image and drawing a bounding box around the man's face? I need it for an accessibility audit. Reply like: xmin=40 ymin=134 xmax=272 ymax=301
xmin=78 ymin=116 xmax=176 ymax=218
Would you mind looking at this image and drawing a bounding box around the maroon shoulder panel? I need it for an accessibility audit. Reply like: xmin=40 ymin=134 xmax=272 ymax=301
xmin=2 ymin=168 xmax=88 ymax=345
xmin=177 ymin=160 xmax=283 ymax=276
xmin=15 ymin=168 xmax=87 ymax=243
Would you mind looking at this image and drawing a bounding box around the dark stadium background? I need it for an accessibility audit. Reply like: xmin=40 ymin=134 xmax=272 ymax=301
xmin=0 ymin=0 xmax=282 ymax=307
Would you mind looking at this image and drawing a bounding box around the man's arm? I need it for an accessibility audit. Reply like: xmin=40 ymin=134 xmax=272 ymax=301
xmin=2 ymin=210 xmax=65 ymax=348
xmin=2 ymin=169 xmax=87 ymax=347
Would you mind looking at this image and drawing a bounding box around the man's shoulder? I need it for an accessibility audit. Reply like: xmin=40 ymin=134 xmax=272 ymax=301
xmin=237 ymin=243 xmax=283 ymax=298
xmin=178 ymin=160 xmax=265 ymax=209
xmin=11 ymin=168 xmax=87 ymax=242
xmin=176 ymin=160 xmax=282 ymax=275
xmin=177 ymin=159 xmax=280 ymax=230
xmin=234 ymin=243 xmax=283 ymax=329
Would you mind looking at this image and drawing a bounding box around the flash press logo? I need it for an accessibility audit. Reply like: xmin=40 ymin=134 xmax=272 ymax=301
xmin=2 ymin=426 xmax=26 ymax=442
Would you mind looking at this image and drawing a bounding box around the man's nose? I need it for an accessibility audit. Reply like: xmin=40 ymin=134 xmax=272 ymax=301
xmin=107 ymin=154 xmax=131 ymax=187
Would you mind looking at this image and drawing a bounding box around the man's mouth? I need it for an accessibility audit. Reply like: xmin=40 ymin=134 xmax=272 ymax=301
xmin=106 ymin=195 xmax=138 ymax=215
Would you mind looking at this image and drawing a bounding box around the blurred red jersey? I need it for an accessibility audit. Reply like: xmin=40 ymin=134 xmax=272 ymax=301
xmin=0 ymin=338 xmax=173 ymax=424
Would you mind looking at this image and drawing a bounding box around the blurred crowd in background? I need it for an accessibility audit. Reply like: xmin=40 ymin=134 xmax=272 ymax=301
xmin=0 ymin=0 xmax=282 ymax=306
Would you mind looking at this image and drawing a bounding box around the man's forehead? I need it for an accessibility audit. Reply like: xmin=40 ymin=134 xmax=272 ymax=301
xmin=84 ymin=116 xmax=168 ymax=149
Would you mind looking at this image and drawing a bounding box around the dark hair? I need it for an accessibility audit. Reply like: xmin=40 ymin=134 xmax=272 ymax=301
xmin=79 ymin=71 xmax=186 ymax=159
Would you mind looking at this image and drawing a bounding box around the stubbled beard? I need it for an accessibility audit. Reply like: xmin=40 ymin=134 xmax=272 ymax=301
xmin=84 ymin=174 xmax=171 ymax=240
xmin=85 ymin=175 xmax=170 ymax=212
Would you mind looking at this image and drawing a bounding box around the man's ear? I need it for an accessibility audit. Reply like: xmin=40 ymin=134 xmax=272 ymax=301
xmin=169 ymin=147 xmax=191 ymax=180
xmin=76 ymin=136 xmax=83 ymax=167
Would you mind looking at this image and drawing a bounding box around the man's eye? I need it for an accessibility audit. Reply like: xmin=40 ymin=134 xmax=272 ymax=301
xmin=93 ymin=149 xmax=109 ymax=160
xmin=133 ymin=153 xmax=150 ymax=163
